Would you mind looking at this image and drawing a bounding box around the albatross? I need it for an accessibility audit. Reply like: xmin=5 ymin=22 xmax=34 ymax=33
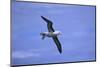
xmin=40 ymin=16 xmax=62 ymax=53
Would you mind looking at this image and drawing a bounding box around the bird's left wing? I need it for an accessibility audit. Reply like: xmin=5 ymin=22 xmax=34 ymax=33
xmin=41 ymin=16 xmax=55 ymax=32
xmin=52 ymin=36 xmax=62 ymax=53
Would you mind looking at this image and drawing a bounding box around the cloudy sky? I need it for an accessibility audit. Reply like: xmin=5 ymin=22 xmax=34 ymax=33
xmin=11 ymin=1 xmax=96 ymax=65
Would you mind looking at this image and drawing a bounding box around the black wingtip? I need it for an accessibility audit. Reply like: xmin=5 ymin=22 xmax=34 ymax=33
xmin=41 ymin=16 xmax=45 ymax=19
xmin=41 ymin=16 xmax=53 ymax=25
xmin=41 ymin=16 xmax=49 ymax=21
xmin=41 ymin=16 xmax=43 ymax=18
xmin=41 ymin=16 xmax=47 ymax=21
xmin=59 ymin=49 xmax=62 ymax=54
xmin=41 ymin=16 xmax=51 ymax=24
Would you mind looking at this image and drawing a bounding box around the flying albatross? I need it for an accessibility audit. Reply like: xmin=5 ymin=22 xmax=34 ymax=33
xmin=40 ymin=16 xmax=62 ymax=53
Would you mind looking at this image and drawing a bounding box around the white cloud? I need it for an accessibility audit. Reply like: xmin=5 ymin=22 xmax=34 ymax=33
xmin=12 ymin=48 xmax=57 ymax=59
xmin=29 ymin=48 xmax=52 ymax=52
xmin=12 ymin=51 xmax=40 ymax=59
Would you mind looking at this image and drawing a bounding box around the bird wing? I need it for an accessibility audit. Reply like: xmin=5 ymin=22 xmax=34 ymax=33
xmin=52 ymin=36 xmax=62 ymax=53
xmin=41 ymin=16 xmax=55 ymax=32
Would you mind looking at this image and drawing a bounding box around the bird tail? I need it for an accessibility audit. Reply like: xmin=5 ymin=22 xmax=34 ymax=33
xmin=42 ymin=36 xmax=45 ymax=40
xmin=40 ymin=33 xmax=45 ymax=40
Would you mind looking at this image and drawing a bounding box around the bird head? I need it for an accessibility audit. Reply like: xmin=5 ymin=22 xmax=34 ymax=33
xmin=58 ymin=31 xmax=61 ymax=35
xmin=54 ymin=31 xmax=61 ymax=35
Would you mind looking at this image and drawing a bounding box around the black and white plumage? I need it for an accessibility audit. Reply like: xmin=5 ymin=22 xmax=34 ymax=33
xmin=40 ymin=16 xmax=62 ymax=53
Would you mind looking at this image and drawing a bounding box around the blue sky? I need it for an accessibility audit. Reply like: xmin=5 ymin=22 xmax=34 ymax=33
xmin=12 ymin=1 xmax=96 ymax=65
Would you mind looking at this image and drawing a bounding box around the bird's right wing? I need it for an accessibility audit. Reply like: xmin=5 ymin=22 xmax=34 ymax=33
xmin=52 ymin=36 xmax=62 ymax=53
xmin=41 ymin=16 xmax=55 ymax=32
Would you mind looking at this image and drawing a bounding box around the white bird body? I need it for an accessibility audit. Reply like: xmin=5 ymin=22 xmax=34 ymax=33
xmin=40 ymin=31 xmax=61 ymax=38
